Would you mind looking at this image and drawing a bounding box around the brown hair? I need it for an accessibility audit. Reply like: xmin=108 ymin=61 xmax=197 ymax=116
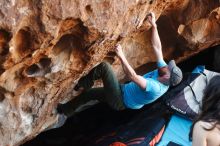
xmin=158 ymin=66 xmax=169 ymax=77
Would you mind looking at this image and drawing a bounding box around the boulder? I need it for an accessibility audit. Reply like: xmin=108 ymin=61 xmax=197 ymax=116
xmin=0 ymin=0 xmax=219 ymax=145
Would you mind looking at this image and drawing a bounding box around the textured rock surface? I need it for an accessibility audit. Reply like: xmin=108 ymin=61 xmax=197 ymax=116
xmin=0 ymin=0 xmax=219 ymax=145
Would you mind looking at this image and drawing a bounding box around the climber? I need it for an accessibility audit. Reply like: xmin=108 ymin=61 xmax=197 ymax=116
xmin=56 ymin=12 xmax=183 ymax=118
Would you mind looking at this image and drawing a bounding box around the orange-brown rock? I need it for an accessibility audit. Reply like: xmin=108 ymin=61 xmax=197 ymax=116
xmin=0 ymin=0 xmax=219 ymax=145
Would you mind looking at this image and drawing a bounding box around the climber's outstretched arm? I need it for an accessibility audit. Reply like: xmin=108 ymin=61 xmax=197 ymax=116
xmin=148 ymin=12 xmax=163 ymax=61
xmin=115 ymin=45 xmax=146 ymax=90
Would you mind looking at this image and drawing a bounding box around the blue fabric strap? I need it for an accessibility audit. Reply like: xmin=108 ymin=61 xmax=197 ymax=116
xmin=157 ymin=59 xmax=167 ymax=68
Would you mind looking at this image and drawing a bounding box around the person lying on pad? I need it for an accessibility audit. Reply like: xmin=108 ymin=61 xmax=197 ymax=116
xmin=57 ymin=12 xmax=183 ymax=118
xmin=190 ymin=75 xmax=220 ymax=146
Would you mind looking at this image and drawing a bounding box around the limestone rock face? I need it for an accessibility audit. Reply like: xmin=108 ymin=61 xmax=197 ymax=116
xmin=0 ymin=0 xmax=219 ymax=145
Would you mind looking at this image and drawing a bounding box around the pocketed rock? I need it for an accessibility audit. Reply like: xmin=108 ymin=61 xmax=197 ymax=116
xmin=0 ymin=0 xmax=219 ymax=146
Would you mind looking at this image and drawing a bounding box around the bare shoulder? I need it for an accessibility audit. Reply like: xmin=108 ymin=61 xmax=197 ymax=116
xmin=196 ymin=121 xmax=213 ymax=130
xmin=194 ymin=121 xmax=220 ymax=146
xmin=193 ymin=121 xmax=208 ymax=135
xmin=192 ymin=121 xmax=207 ymax=146
xmin=194 ymin=121 xmax=218 ymax=134
xmin=196 ymin=121 xmax=220 ymax=131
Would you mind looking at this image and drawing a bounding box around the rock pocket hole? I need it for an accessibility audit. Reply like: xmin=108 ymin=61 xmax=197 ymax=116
xmin=12 ymin=27 xmax=33 ymax=61
xmin=0 ymin=92 xmax=5 ymax=102
xmin=25 ymin=57 xmax=52 ymax=77
xmin=58 ymin=18 xmax=101 ymax=50
xmin=52 ymin=18 xmax=101 ymax=72
xmin=53 ymin=34 xmax=84 ymax=55
xmin=14 ymin=27 xmax=31 ymax=52
xmin=0 ymin=29 xmax=11 ymax=56
xmin=52 ymin=28 xmax=93 ymax=72
xmin=0 ymin=29 xmax=11 ymax=74
xmin=85 ymin=5 xmax=93 ymax=15
xmin=52 ymin=34 xmax=85 ymax=72
xmin=25 ymin=64 xmax=40 ymax=76
xmin=21 ymin=104 xmax=32 ymax=113
xmin=0 ymin=87 xmax=6 ymax=102
xmin=104 ymin=51 xmax=116 ymax=64
xmin=39 ymin=58 xmax=52 ymax=68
